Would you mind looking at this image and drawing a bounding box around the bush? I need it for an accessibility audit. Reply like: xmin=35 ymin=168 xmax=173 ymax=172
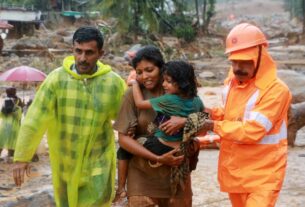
xmin=175 ymin=25 xmax=196 ymax=42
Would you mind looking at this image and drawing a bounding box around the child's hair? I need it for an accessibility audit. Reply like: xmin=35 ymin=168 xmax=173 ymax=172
xmin=162 ymin=60 xmax=197 ymax=98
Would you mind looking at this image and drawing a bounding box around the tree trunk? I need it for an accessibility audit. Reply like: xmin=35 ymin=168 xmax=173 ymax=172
xmin=288 ymin=102 xmax=305 ymax=146
xmin=0 ymin=38 xmax=3 ymax=55
xmin=201 ymin=0 xmax=207 ymax=33
xmin=195 ymin=0 xmax=200 ymax=26
xmin=303 ymin=0 xmax=305 ymax=34
xmin=292 ymin=0 xmax=296 ymax=19
xmin=151 ymin=7 xmax=175 ymax=31
xmin=289 ymin=0 xmax=292 ymax=18
xmin=133 ymin=1 xmax=140 ymax=41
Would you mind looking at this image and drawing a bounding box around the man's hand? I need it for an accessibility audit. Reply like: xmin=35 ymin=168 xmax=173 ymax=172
xmin=13 ymin=162 xmax=31 ymax=187
xmin=157 ymin=148 xmax=184 ymax=167
xmin=159 ymin=116 xmax=187 ymax=135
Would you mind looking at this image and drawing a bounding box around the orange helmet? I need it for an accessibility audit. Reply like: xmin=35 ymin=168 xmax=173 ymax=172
xmin=225 ymin=23 xmax=268 ymax=54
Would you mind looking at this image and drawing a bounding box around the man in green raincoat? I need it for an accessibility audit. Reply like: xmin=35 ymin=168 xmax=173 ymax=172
xmin=12 ymin=26 xmax=126 ymax=207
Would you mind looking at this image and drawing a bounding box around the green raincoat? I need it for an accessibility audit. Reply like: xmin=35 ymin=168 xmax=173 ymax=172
xmin=14 ymin=56 xmax=126 ymax=207
xmin=0 ymin=105 xmax=22 ymax=149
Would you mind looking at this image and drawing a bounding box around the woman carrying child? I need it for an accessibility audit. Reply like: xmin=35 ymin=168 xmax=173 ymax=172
xmin=130 ymin=60 xmax=203 ymax=160
xmin=113 ymin=45 xmax=203 ymax=206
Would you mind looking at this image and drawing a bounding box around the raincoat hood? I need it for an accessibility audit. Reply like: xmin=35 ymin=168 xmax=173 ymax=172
xmin=63 ymin=56 xmax=112 ymax=80
xmin=227 ymin=46 xmax=277 ymax=89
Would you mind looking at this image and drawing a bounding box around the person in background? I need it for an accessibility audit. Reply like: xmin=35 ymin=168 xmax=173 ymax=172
xmin=199 ymin=23 xmax=292 ymax=207
xmin=124 ymin=46 xmax=140 ymax=86
xmin=12 ymin=26 xmax=126 ymax=207
xmin=0 ymin=87 xmax=23 ymax=163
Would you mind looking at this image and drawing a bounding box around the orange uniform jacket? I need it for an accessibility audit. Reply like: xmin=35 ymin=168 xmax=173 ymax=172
xmin=212 ymin=47 xmax=292 ymax=193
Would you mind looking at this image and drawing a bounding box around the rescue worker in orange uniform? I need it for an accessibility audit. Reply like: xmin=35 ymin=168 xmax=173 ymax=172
xmin=201 ymin=23 xmax=292 ymax=207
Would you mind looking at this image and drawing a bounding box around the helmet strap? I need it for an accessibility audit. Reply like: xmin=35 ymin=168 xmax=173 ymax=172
xmin=253 ymin=45 xmax=262 ymax=78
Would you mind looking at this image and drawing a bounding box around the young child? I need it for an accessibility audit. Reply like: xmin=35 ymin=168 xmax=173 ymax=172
xmin=131 ymin=60 xmax=204 ymax=155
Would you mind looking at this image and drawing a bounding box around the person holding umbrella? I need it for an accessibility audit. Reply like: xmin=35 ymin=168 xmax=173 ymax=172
xmin=12 ymin=26 xmax=126 ymax=207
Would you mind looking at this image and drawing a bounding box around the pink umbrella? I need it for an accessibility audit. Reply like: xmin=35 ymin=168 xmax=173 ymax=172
xmin=0 ymin=20 xmax=13 ymax=29
xmin=0 ymin=66 xmax=46 ymax=82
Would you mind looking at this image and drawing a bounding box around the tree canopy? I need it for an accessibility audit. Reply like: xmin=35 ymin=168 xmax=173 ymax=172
xmin=99 ymin=0 xmax=215 ymax=42
xmin=1 ymin=0 xmax=216 ymax=42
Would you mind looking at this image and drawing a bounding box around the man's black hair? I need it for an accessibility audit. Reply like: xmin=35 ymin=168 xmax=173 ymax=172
xmin=73 ymin=26 xmax=104 ymax=50
xmin=132 ymin=45 xmax=164 ymax=70
xmin=163 ymin=60 xmax=198 ymax=98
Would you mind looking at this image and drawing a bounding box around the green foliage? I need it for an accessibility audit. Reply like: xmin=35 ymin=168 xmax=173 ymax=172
xmin=164 ymin=46 xmax=174 ymax=58
xmin=158 ymin=8 xmax=196 ymax=42
xmin=284 ymin=0 xmax=303 ymax=19
xmin=95 ymin=0 xmax=217 ymax=40
xmin=207 ymin=0 xmax=216 ymax=18
xmin=99 ymin=0 xmax=163 ymax=36
xmin=175 ymin=25 xmax=196 ymax=42
xmin=1 ymin=0 xmax=50 ymax=10
xmin=200 ymin=0 xmax=216 ymax=33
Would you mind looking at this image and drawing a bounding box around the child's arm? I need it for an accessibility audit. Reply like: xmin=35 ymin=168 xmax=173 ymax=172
xmin=131 ymin=80 xmax=152 ymax=109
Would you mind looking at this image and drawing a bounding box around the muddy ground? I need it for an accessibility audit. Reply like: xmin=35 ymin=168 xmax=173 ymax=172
xmin=1 ymin=1 xmax=305 ymax=206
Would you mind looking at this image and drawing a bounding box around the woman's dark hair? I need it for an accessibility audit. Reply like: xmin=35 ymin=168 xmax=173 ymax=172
xmin=163 ymin=60 xmax=198 ymax=98
xmin=132 ymin=45 xmax=165 ymax=71
xmin=73 ymin=26 xmax=104 ymax=50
